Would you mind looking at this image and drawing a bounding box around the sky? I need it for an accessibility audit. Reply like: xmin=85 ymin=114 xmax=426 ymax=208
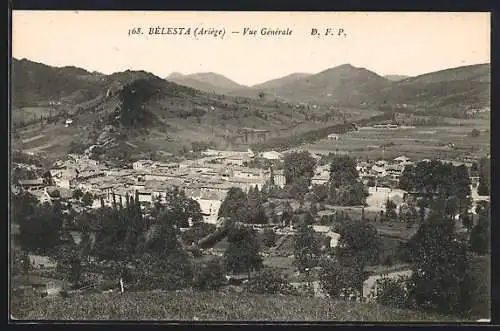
xmin=12 ymin=11 xmax=490 ymax=86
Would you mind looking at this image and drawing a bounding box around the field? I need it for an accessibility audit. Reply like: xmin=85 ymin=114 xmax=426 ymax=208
xmin=12 ymin=107 xmax=56 ymax=127
xmin=298 ymin=114 xmax=490 ymax=161
xmin=11 ymin=288 xmax=460 ymax=321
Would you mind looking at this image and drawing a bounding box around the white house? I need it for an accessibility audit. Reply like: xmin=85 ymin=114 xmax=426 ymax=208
xmin=261 ymin=151 xmax=283 ymax=160
xmin=327 ymin=134 xmax=340 ymax=141
xmin=65 ymin=119 xmax=73 ymax=127
xmin=394 ymin=156 xmax=411 ymax=164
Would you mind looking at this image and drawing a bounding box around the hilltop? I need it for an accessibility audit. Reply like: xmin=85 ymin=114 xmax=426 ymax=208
xmin=12 ymin=58 xmax=105 ymax=106
xmin=380 ymin=63 xmax=491 ymax=113
xmin=11 ymin=58 xmax=490 ymax=162
xmin=263 ymin=64 xmax=392 ymax=106
xmin=166 ymin=72 xmax=248 ymax=94
xmin=253 ymin=73 xmax=312 ymax=90
xmin=13 ymin=59 xmax=377 ymax=162
xmin=384 ymin=75 xmax=409 ymax=81
xmin=248 ymin=63 xmax=490 ymax=113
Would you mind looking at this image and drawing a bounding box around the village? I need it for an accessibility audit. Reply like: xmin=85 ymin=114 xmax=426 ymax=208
xmin=12 ymin=135 xmax=490 ymax=300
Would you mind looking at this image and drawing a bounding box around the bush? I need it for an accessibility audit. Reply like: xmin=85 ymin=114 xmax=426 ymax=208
xmin=72 ymin=189 xmax=84 ymax=200
xmin=246 ymin=269 xmax=297 ymax=295
xmin=369 ymin=275 xmax=413 ymax=309
xmin=134 ymin=252 xmax=194 ymax=291
xmin=81 ymin=192 xmax=94 ymax=206
xmin=193 ymin=258 xmax=226 ymax=291
xmin=319 ymin=260 xmax=367 ymax=300
xmin=261 ymin=229 xmax=277 ymax=247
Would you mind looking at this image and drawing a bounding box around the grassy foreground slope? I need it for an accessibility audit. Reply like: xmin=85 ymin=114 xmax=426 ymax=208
xmin=13 ymin=289 xmax=459 ymax=321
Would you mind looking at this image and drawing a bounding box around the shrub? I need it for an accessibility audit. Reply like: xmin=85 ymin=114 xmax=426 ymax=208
xmin=134 ymin=252 xmax=194 ymax=291
xmin=319 ymin=260 xmax=366 ymax=300
xmin=81 ymin=192 xmax=94 ymax=206
xmin=261 ymin=229 xmax=277 ymax=247
xmin=246 ymin=269 xmax=297 ymax=295
xmin=72 ymin=189 xmax=84 ymax=200
xmin=193 ymin=258 xmax=226 ymax=291
xmin=295 ymin=281 xmax=315 ymax=297
xmin=369 ymin=274 xmax=413 ymax=309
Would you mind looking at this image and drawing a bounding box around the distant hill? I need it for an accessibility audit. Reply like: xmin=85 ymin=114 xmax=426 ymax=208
xmin=166 ymin=72 xmax=248 ymax=94
xmin=265 ymin=64 xmax=392 ymax=105
xmin=253 ymin=63 xmax=490 ymax=112
xmin=253 ymin=73 xmax=312 ymax=90
xmin=12 ymin=58 xmax=106 ymax=106
xmin=379 ymin=63 xmax=491 ymax=112
xmin=11 ymin=58 xmax=489 ymax=162
xmin=384 ymin=75 xmax=409 ymax=81
xmin=13 ymin=59 xmax=375 ymax=162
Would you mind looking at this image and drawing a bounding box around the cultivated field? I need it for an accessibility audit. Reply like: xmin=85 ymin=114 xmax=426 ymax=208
xmin=298 ymin=115 xmax=490 ymax=161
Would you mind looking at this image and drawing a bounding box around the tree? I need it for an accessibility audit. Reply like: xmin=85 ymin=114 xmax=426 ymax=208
xmin=336 ymin=182 xmax=369 ymax=206
xmin=385 ymin=199 xmax=398 ymax=220
xmin=247 ymin=186 xmax=268 ymax=224
xmin=224 ymin=226 xmax=263 ymax=278
xmin=81 ymin=192 xmax=94 ymax=206
xmin=320 ymin=260 xmax=368 ymax=300
xmin=470 ymin=202 xmax=490 ymax=255
xmin=400 ymin=203 xmax=419 ymax=227
xmin=294 ymin=224 xmax=320 ymax=272
xmin=72 ymin=189 xmax=84 ymax=200
xmin=162 ymin=187 xmax=203 ymax=228
xmin=286 ymin=176 xmax=311 ymax=200
xmin=262 ymin=228 xmax=277 ymax=247
xmin=182 ymin=222 xmax=217 ymax=246
xmin=218 ymin=187 xmax=248 ymax=223
xmin=417 ymin=199 xmax=428 ymax=223
xmin=370 ymin=274 xmax=414 ymax=309
xmin=399 ymin=161 xmax=471 ymax=212
xmin=193 ymin=258 xmax=226 ymax=291
xmin=329 ymin=155 xmax=359 ymax=188
xmin=310 ymin=184 xmax=328 ymax=203
xmin=477 ymin=157 xmax=490 ymax=196
xmin=246 ymin=268 xmax=297 ymax=295
xmin=54 ymin=244 xmax=82 ymax=284
xmin=283 ymin=151 xmax=316 ymax=186
xmin=471 ymin=129 xmax=480 ymax=137
xmin=335 ymin=220 xmax=381 ymax=297
xmin=16 ymin=199 xmax=64 ymax=254
xmin=407 ymin=212 xmax=473 ymax=316
xmin=337 ymin=220 xmax=381 ymax=267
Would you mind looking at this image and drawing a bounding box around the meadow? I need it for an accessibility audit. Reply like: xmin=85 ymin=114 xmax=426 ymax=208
xmin=299 ymin=115 xmax=490 ymax=161
xmin=11 ymin=288 xmax=460 ymax=321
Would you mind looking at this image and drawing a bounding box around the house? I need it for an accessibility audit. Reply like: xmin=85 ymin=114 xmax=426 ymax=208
xmin=223 ymin=156 xmax=248 ymax=166
xmin=261 ymin=151 xmax=283 ymax=160
xmin=65 ymin=119 xmax=73 ymax=127
xmin=393 ymin=156 xmax=411 ymax=164
xmin=18 ymin=179 xmax=45 ymax=191
xmin=370 ymin=165 xmax=387 ymax=177
xmin=326 ymin=231 xmax=341 ymax=248
xmin=327 ymin=134 xmax=340 ymax=141
xmin=269 ymin=169 xmax=286 ymax=188
xmin=312 ymin=172 xmax=329 ymax=185
xmin=192 ymin=190 xmax=226 ymax=224
xmin=228 ymin=177 xmax=266 ymax=192
xmin=385 ymin=164 xmax=405 ymax=180
xmin=132 ymin=159 xmax=155 ymax=170
xmin=45 ymin=186 xmax=73 ymax=200
xmin=233 ymin=168 xmax=264 ymax=180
